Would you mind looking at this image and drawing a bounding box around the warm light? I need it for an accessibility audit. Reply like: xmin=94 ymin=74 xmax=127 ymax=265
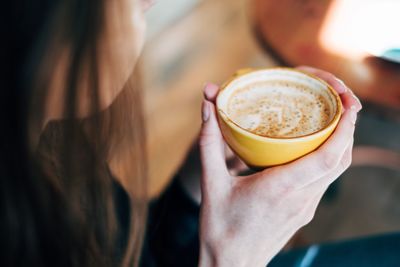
xmin=319 ymin=0 xmax=400 ymax=60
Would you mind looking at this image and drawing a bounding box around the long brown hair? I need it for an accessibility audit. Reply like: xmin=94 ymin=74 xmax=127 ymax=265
xmin=2 ymin=0 xmax=147 ymax=266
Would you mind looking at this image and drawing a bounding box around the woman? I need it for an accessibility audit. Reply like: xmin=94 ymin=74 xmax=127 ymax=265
xmin=2 ymin=0 xmax=362 ymax=266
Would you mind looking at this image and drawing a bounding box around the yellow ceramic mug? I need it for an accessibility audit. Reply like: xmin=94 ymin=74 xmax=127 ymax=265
xmin=216 ymin=67 xmax=342 ymax=169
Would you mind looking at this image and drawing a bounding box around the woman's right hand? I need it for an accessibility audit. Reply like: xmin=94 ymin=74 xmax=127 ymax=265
xmin=198 ymin=67 xmax=362 ymax=267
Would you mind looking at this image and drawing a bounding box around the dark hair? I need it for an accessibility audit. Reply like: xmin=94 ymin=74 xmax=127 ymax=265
xmin=1 ymin=0 xmax=147 ymax=266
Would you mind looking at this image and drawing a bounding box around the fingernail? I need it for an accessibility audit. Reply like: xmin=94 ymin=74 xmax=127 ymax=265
xmin=350 ymin=105 xmax=357 ymax=124
xmin=202 ymin=101 xmax=210 ymax=122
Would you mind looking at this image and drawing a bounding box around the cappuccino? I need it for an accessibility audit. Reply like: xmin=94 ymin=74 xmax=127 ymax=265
xmin=216 ymin=68 xmax=342 ymax=167
xmin=218 ymin=69 xmax=337 ymax=138
xmin=227 ymin=81 xmax=332 ymax=137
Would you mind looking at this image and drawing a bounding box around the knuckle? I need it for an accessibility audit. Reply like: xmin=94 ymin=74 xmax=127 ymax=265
xmin=199 ymin=131 xmax=216 ymax=148
xmin=199 ymin=128 xmax=223 ymax=149
xmin=199 ymin=136 xmax=213 ymax=148
xmin=290 ymin=204 xmax=314 ymax=226
xmin=296 ymin=201 xmax=316 ymax=225
xmin=346 ymin=116 xmax=357 ymax=129
xmin=340 ymin=154 xmax=352 ymax=171
xmin=338 ymin=145 xmax=353 ymax=171
xmin=302 ymin=210 xmax=315 ymax=225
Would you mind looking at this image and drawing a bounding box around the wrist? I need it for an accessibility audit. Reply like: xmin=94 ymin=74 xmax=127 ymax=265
xmin=198 ymin=243 xmax=247 ymax=267
xmin=198 ymin=244 xmax=227 ymax=267
xmin=198 ymin=241 xmax=273 ymax=267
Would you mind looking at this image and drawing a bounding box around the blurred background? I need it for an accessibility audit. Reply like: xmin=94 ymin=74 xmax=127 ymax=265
xmin=141 ymin=0 xmax=400 ymax=247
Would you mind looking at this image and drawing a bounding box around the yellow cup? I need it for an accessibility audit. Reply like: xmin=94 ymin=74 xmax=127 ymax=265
xmin=216 ymin=67 xmax=342 ymax=169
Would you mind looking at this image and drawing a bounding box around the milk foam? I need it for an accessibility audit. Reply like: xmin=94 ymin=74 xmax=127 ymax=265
xmin=227 ymin=81 xmax=333 ymax=138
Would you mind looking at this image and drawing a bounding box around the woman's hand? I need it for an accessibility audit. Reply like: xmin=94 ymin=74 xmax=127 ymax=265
xmin=198 ymin=66 xmax=362 ymax=267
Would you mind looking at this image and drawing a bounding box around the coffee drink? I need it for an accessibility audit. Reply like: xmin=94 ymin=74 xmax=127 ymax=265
xmin=227 ymin=81 xmax=333 ymax=138
xmin=216 ymin=68 xmax=342 ymax=167
xmin=218 ymin=69 xmax=337 ymax=138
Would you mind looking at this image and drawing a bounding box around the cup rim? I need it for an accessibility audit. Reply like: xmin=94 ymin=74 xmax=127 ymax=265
xmin=216 ymin=67 xmax=343 ymax=141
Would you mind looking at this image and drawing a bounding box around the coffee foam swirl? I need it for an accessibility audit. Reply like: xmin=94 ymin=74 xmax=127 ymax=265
xmin=226 ymin=81 xmax=333 ymax=138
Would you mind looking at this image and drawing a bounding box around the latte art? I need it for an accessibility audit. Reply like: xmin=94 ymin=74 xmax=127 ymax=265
xmin=227 ymin=81 xmax=333 ymax=138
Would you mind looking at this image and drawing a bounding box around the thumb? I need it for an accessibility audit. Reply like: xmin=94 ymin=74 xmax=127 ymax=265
xmin=199 ymin=100 xmax=229 ymax=189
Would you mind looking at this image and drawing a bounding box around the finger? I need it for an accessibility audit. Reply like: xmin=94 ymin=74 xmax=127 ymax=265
xmin=322 ymin=137 xmax=353 ymax=185
xmin=273 ymin=107 xmax=357 ymax=189
xmin=203 ymin=83 xmax=220 ymax=103
xmin=199 ymin=100 xmax=230 ymax=190
xmin=297 ymin=66 xmax=362 ymax=111
xmin=296 ymin=66 xmax=362 ymax=111
xmin=297 ymin=66 xmax=347 ymax=94
xmin=305 ymin=138 xmax=353 ymax=192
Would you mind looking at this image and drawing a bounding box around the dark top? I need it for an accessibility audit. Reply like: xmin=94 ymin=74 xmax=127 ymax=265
xmin=141 ymin=178 xmax=200 ymax=267
xmin=114 ymin=177 xmax=200 ymax=267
